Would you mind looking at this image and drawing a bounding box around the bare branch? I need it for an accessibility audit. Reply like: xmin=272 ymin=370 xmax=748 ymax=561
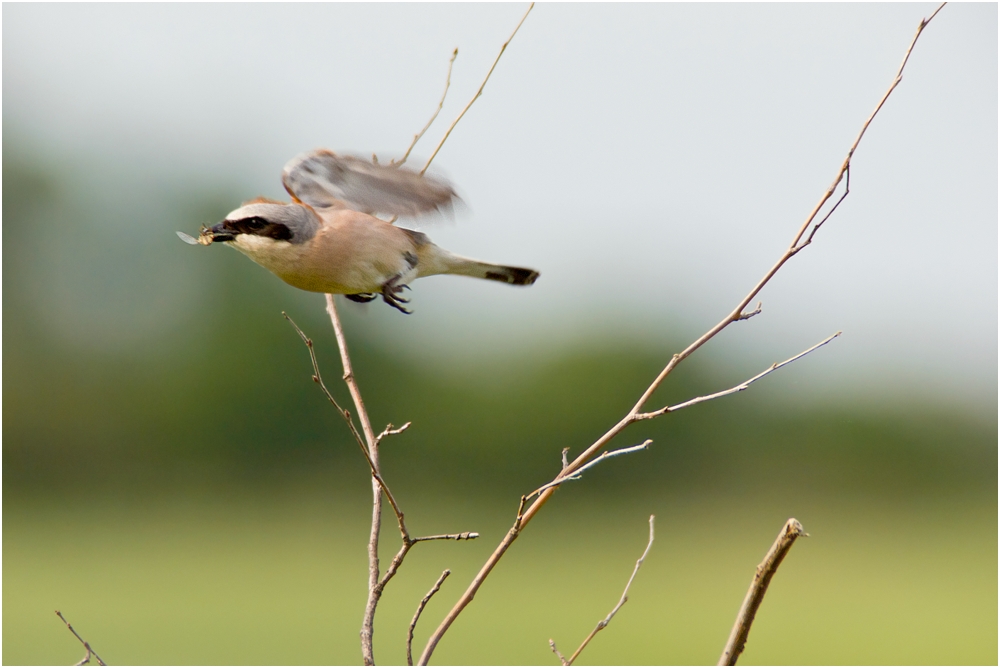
xmin=718 ymin=519 xmax=808 ymax=666
xmin=635 ymin=332 xmax=842 ymax=420
xmin=376 ymin=421 xmax=412 ymax=448
xmin=55 ymin=611 xmax=105 ymax=666
xmin=324 ymin=295 xmax=385 ymax=666
xmin=560 ymin=516 xmax=656 ymax=666
xmin=418 ymin=6 xmax=945 ymax=662
xmin=527 ymin=440 xmax=652 ymax=501
xmin=420 ymin=2 xmax=534 ymax=175
xmin=549 ymin=639 xmax=569 ymax=666
xmin=311 ymin=298 xmax=477 ymax=664
xmin=413 ymin=532 xmax=479 ymax=543
xmin=283 ymin=312 xmax=369 ymax=461
xmin=736 ymin=301 xmax=762 ymax=321
xmin=407 ymin=570 xmax=452 ymax=666
xmin=396 ymin=49 xmax=459 ymax=169
xmin=285 ymin=312 xmax=411 ymax=535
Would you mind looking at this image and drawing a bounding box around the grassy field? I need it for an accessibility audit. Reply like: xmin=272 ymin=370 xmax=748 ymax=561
xmin=5 ymin=484 xmax=995 ymax=665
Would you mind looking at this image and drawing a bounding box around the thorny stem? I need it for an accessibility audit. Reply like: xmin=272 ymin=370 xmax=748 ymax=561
xmin=417 ymin=6 xmax=945 ymax=664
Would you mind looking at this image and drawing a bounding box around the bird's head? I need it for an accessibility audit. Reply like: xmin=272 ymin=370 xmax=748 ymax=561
xmin=177 ymin=199 xmax=320 ymax=251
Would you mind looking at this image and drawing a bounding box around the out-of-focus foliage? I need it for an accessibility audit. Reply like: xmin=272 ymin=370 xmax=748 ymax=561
xmin=3 ymin=156 xmax=996 ymax=664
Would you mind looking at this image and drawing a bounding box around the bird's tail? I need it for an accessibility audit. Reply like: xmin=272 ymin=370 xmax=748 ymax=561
xmin=404 ymin=230 xmax=539 ymax=286
xmin=467 ymin=261 xmax=539 ymax=286
xmin=428 ymin=249 xmax=539 ymax=286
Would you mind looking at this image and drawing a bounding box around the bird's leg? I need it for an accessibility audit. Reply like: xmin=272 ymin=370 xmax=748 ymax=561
xmin=344 ymin=293 xmax=378 ymax=304
xmin=381 ymin=275 xmax=412 ymax=314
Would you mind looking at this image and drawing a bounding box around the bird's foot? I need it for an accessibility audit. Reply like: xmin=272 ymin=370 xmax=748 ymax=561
xmin=381 ymin=276 xmax=412 ymax=314
xmin=344 ymin=293 xmax=378 ymax=304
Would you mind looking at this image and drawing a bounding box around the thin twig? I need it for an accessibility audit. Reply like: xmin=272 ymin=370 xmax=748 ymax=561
xmin=283 ymin=312 xmax=369 ymax=459
xmin=635 ymin=332 xmax=842 ymax=420
xmin=558 ymin=516 xmax=655 ymax=666
xmin=395 ymin=49 xmax=459 ymax=169
xmin=417 ymin=7 xmax=944 ymax=663
xmin=528 ymin=441 xmax=652 ymax=501
xmin=413 ymin=532 xmax=480 ymax=543
xmin=55 ymin=611 xmax=106 ymax=666
xmin=407 ymin=570 xmax=452 ymax=666
xmin=375 ymin=421 xmax=412 ymax=448
xmin=285 ymin=312 xmax=411 ymax=532
xmin=718 ymin=519 xmax=808 ymax=665
xmin=549 ymin=639 xmax=569 ymax=666
xmin=736 ymin=301 xmax=763 ymax=321
xmin=420 ymin=2 xmax=534 ymax=175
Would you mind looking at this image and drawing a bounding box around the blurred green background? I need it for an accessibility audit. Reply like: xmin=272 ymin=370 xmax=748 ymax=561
xmin=4 ymin=4 xmax=997 ymax=665
xmin=4 ymin=156 xmax=996 ymax=665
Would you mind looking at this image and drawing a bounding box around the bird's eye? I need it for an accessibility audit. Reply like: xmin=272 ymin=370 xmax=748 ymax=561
xmin=245 ymin=217 xmax=267 ymax=230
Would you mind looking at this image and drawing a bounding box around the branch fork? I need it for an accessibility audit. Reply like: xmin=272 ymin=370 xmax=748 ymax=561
xmin=417 ymin=6 xmax=945 ymax=663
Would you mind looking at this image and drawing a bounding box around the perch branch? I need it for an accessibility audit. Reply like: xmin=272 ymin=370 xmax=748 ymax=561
xmin=552 ymin=516 xmax=655 ymax=666
xmin=718 ymin=519 xmax=808 ymax=665
xmin=407 ymin=570 xmax=452 ymax=666
xmin=420 ymin=2 xmax=534 ymax=175
xmin=323 ymin=296 xmax=383 ymax=666
xmin=307 ymin=297 xmax=477 ymax=664
xmin=418 ymin=6 xmax=944 ymax=663
xmin=395 ymin=49 xmax=459 ymax=168
xmin=55 ymin=611 xmax=105 ymax=666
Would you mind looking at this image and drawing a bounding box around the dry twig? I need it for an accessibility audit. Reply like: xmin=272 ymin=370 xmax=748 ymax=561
xmin=55 ymin=611 xmax=105 ymax=666
xmin=309 ymin=7 xmax=532 ymax=662
xmin=395 ymin=49 xmax=459 ymax=169
xmin=549 ymin=516 xmax=656 ymax=666
xmin=290 ymin=6 xmax=534 ymax=658
xmin=416 ymin=6 xmax=945 ymax=663
xmin=420 ymin=2 xmax=534 ymax=175
xmin=407 ymin=570 xmax=452 ymax=666
xmin=286 ymin=302 xmax=478 ymax=666
xmin=718 ymin=519 xmax=808 ymax=665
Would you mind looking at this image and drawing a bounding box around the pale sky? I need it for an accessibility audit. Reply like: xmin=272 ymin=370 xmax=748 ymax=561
xmin=3 ymin=3 xmax=997 ymax=411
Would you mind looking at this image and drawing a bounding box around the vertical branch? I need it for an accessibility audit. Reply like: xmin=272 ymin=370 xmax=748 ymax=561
xmin=324 ymin=294 xmax=382 ymax=666
xmin=718 ymin=519 xmax=808 ymax=666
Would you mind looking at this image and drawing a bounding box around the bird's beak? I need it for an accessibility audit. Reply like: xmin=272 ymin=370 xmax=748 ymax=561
xmin=206 ymin=223 xmax=236 ymax=243
xmin=176 ymin=223 xmax=234 ymax=246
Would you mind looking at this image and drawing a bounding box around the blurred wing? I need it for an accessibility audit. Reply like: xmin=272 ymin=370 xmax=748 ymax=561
xmin=282 ymin=149 xmax=456 ymax=216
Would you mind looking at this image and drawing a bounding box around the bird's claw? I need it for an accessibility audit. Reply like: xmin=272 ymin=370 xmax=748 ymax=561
xmin=381 ymin=276 xmax=412 ymax=314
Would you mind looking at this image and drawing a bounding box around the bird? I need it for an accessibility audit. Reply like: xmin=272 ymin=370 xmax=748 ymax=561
xmin=178 ymin=149 xmax=539 ymax=313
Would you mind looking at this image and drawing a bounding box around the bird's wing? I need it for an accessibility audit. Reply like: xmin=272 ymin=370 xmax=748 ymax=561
xmin=282 ymin=149 xmax=456 ymax=217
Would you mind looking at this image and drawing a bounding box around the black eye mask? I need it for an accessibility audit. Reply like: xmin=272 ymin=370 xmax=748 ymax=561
xmin=223 ymin=216 xmax=293 ymax=241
